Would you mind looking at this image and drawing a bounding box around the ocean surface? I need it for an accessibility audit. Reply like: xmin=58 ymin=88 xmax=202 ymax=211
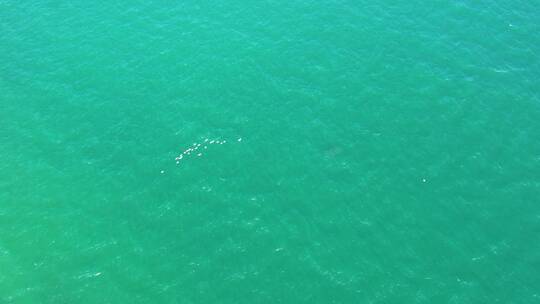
xmin=1 ymin=1 xmax=539 ymax=303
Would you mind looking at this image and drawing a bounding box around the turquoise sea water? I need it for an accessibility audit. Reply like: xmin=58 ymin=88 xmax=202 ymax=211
xmin=1 ymin=1 xmax=539 ymax=303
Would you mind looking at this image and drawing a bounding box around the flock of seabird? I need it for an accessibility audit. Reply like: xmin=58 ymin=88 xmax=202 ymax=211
xmin=160 ymin=137 xmax=243 ymax=173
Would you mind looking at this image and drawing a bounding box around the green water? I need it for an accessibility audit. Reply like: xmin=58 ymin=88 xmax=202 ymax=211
xmin=1 ymin=1 xmax=539 ymax=303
